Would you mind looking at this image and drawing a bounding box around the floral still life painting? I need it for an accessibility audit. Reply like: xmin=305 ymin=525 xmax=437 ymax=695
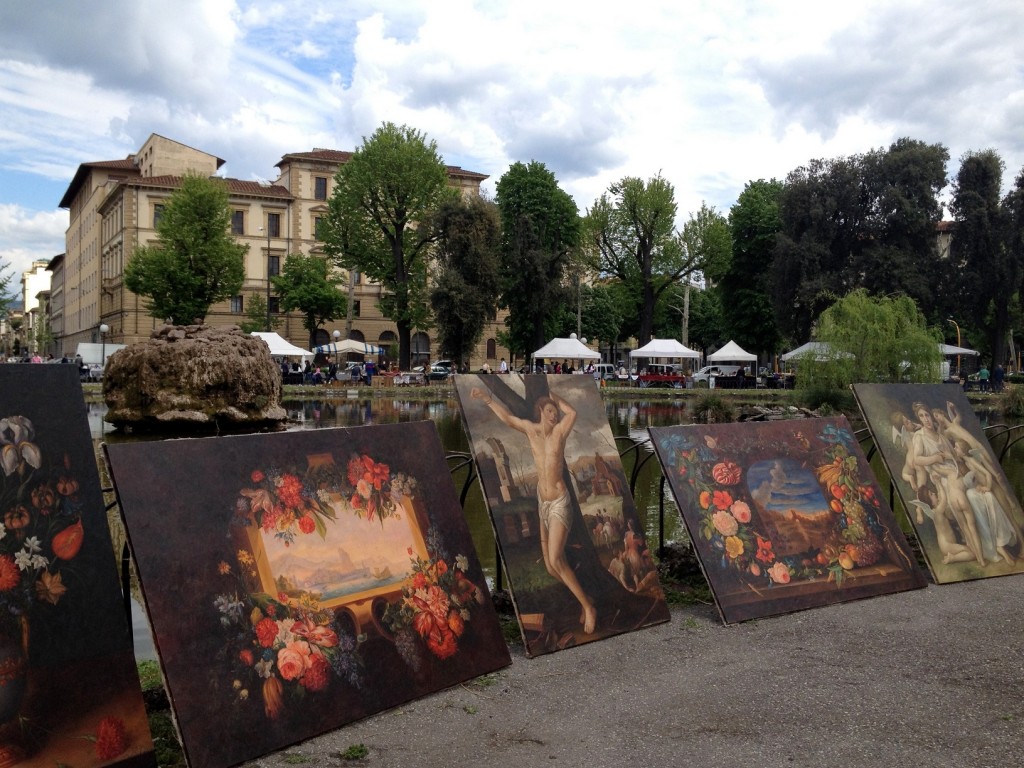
xmin=853 ymin=383 xmax=1024 ymax=584
xmin=105 ymin=421 xmax=510 ymax=768
xmin=650 ymin=417 xmax=926 ymax=624
xmin=0 ymin=365 xmax=155 ymax=767
xmin=454 ymin=374 xmax=670 ymax=657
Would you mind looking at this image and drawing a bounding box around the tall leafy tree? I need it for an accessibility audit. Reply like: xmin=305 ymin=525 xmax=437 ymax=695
xmin=272 ymin=254 xmax=347 ymax=349
xmin=321 ymin=122 xmax=455 ymax=369
xmin=123 ymin=172 xmax=247 ymax=324
xmin=583 ymin=174 xmax=680 ymax=345
xmin=677 ymin=203 xmax=732 ymax=346
xmin=950 ymin=150 xmax=1012 ymax=363
xmin=239 ymin=293 xmax=280 ymax=334
xmin=429 ymin=195 xmax=502 ymax=366
xmin=724 ymin=179 xmax=783 ymax=353
xmin=495 ymin=161 xmax=580 ymax=357
xmin=1004 ymin=165 xmax=1024 ymax=362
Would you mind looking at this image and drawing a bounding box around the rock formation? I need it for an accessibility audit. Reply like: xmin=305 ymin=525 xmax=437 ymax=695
xmin=103 ymin=324 xmax=286 ymax=430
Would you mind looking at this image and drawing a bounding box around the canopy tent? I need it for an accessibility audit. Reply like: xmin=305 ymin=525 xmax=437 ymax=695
xmin=251 ymin=332 xmax=314 ymax=359
xmin=938 ymin=343 xmax=979 ymax=356
xmin=707 ymin=340 xmax=757 ymax=362
xmin=780 ymin=341 xmax=853 ymax=362
xmin=75 ymin=342 xmax=127 ymax=366
xmin=314 ymin=339 xmax=385 ymax=357
xmin=532 ymin=336 xmax=600 ymax=361
xmin=630 ymin=338 xmax=701 ymax=359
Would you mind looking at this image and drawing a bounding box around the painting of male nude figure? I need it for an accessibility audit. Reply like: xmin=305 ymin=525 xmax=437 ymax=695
xmin=854 ymin=383 xmax=1024 ymax=583
xmin=455 ymin=374 xmax=670 ymax=657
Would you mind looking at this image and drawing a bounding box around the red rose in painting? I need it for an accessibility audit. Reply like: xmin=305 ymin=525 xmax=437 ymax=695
xmin=239 ymin=649 xmax=254 ymax=666
xmin=300 ymin=654 xmax=331 ymax=691
xmin=277 ymin=641 xmax=312 ymax=681
xmin=712 ymin=461 xmax=742 ymax=485
xmin=447 ymin=609 xmax=465 ymax=637
xmin=711 ymin=490 xmax=733 ymax=510
xmin=298 ymin=515 xmax=316 ymax=534
xmin=251 ymin=469 xmax=265 ymax=483
xmin=427 ymin=629 xmax=458 ymax=659
xmin=730 ymin=500 xmax=752 ymax=524
xmin=276 ymin=474 xmax=304 ymax=510
xmin=255 ymin=617 xmax=279 ymax=648
xmin=435 ymin=559 xmax=448 ymax=577
xmin=95 ymin=716 xmax=128 ymax=760
xmin=412 ymin=572 xmax=427 ymax=590
xmin=0 ymin=555 xmax=19 ymax=591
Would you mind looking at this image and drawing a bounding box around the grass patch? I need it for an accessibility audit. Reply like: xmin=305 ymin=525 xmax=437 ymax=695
xmin=339 ymin=743 xmax=369 ymax=761
xmin=137 ymin=659 xmax=163 ymax=691
xmin=148 ymin=709 xmax=187 ymax=768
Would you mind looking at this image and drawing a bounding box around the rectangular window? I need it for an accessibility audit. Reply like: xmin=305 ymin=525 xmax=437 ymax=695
xmin=231 ymin=210 xmax=244 ymax=235
xmin=230 ymin=295 xmax=243 ymax=313
xmin=268 ymin=297 xmax=280 ymax=314
xmin=267 ymin=212 xmax=281 ymax=238
xmin=153 ymin=204 xmax=164 ymax=228
xmin=268 ymin=255 xmax=281 ymax=277
xmin=314 ymin=216 xmax=323 ymax=241
xmin=314 ymin=176 xmax=327 ymax=200
xmin=353 ymin=300 xmax=361 ymax=317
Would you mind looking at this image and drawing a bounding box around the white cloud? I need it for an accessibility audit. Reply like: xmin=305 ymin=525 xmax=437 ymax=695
xmin=0 ymin=204 xmax=67 ymax=286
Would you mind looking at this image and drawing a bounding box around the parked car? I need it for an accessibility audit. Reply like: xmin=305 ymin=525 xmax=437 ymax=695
xmin=691 ymin=364 xmax=742 ymax=386
xmin=592 ymin=363 xmax=617 ymax=380
xmin=412 ymin=364 xmax=450 ymax=381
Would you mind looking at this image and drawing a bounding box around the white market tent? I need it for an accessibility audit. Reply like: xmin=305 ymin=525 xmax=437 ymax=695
xmin=630 ymin=338 xmax=701 ymax=360
xmin=314 ymin=339 xmax=385 ymax=357
xmin=75 ymin=342 xmax=127 ymax=366
xmin=938 ymin=343 xmax=979 ymax=357
xmin=251 ymin=332 xmax=314 ymax=359
xmin=532 ymin=335 xmax=600 ymax=362
xmin=707 ymin=340 xmax=757 ymax=363
xmin=780 ymin=341 xmax=853 ymax=362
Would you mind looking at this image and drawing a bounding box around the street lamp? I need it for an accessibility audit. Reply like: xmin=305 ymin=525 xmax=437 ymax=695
xmin=99 ymin=323 xmax=109 ymax=373
xmin=259 ymin=225 xmax=272 ymax=331
xmin=332 ymin=329 xmax=341 ymax=368
xmin=947 ymin=318 xmax=961 ymax=377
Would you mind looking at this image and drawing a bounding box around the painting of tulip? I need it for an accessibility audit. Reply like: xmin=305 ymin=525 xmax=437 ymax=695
xmin=106 ymin=421 xmax=509 ymax=768
xmin=0 ymin=365 xmax=155 ymax=767
xmin=853 ymin=383 xmax=1024 ymax=583
xmin=454 ymin=374 xmax=670 ymax=657
xmin=650 ymin=417 xmax=926 ymax=623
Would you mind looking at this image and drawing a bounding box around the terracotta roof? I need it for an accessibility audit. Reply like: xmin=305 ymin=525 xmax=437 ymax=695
xmin=936 ymin=220 xmax=955 ymax=233
xmin=117 ymin=175 xmax=293 ymax=199
xmin=445 ymin=165 xmax=488 ymax=181
xmin=59 ymin=157 xmax=138 ymax=209
xmin=276 ymin=149 xmax=354 ymax=168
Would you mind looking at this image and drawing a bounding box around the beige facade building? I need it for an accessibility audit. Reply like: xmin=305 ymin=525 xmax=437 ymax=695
xmin=56 ymin=134 xmax=509 ymax=367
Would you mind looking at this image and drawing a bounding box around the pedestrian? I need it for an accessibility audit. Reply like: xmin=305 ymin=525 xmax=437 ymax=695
xmin=993 ymin=363 xmax=1005 ymax=392
xmin=979 ymin=363 xmax=990 ymax=392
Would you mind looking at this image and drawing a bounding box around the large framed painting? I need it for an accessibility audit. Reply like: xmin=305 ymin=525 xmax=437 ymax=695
xmin=105 ymin=422 xmax=510 ymax=768
xmin=454 ymin=374 xmax=670 ymax=657
xmin=650 ymin=417 xmax=926 ymax=624
xmin=853 ymin=383 xmax=1024 ymax=583
xmin=0 ymin=366 xmax=155 ymax=767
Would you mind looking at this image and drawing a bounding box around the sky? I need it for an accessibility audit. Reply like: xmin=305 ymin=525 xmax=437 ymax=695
xmin=2 ymin=0 xmax=1023 ymax=288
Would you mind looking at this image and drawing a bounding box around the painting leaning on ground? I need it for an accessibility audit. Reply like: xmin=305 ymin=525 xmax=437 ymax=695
xmin=650 ymin=416 xmax=926 ymax=624
xmin=455 ymin=373 xmax=670 ymax=657
xmin=853 ymin=383 xmax=1024 ymax=584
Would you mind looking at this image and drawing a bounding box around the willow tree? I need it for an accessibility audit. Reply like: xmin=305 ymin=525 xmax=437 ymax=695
xmin=797 ymin=289 xmax=941 ymax=391
xmin=321 ymin=122 xmax=455 ymax=369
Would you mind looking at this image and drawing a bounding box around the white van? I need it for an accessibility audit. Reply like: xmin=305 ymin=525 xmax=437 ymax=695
xmin=692 ymin=364 xmax=742 ymax=386
xmin=592 ymin=363 xmax=617 ymax=380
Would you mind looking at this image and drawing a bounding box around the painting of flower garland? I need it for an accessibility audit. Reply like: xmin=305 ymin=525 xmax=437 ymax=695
xmin=106 ymin=422 xmax=509 ymax=768
xmin=853 ymin=383 xmax=1024 ymax=583
xmin=0 ymin=365 xmax=155 ymax=767
xmin=650 ymin=417 xmax=926 ymax=624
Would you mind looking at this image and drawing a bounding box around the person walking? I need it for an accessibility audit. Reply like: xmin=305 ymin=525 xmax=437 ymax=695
xmin=979 ymin=363 xmax=990 ymax=393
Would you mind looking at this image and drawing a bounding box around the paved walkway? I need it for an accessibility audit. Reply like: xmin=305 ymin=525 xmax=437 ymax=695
xmin=239 ymin=574 xmax=1024 ymax=768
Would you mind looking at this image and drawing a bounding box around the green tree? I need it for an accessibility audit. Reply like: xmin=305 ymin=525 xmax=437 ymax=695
xmin=429 ymin=196 xmax=502 ymax=366
xmin=321 ymin=122 xmax=454 ymax=369
xmin=239 ymin=293 xmax=280 ymax=334
xmin=495 ymin=161 xmax=580 ymax=357
xmin=723 ymin=179 xmax=783 ymax=352
xmin=123 ymin=172 xmax=247 ymax=324
xmin=798 ymin=289 xmax=941 ymax=390
xmin=271 ymin=254 xmax=347 ymax=349
xmin=584 ymin=174 xmax=683 ymax=345
xmin=677 ymin=203 xmax=732 ymax=347
xmin=950 ymin=150 xmax=1013 ymax=363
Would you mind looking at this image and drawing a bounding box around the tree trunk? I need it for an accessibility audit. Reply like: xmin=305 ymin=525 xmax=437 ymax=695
xmin=397 ymin=319 xmax=411 ymax=370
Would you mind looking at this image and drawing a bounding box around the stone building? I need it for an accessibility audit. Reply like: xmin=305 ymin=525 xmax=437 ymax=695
xmin=56 ymin=133 xmax=509 ymax=367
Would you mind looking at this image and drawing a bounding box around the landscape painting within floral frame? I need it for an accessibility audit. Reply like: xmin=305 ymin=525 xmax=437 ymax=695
xmin=0 ymin=366 xmax=155 ymax=768
xmin=853 ymin=383 xmax=1024 ymax=584
xmin=455 ymin=374 xmax=670 ymax=657
xmin=105 ymin=422 xmax=510 ymax=768
xmin=650 ymin=417 xmax=926 ymax=624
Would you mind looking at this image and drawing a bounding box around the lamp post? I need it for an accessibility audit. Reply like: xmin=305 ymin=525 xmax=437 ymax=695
xmin=332 ymin=329 xmax=341 ymax=367
xmin=259 ymin=225 xmax=272 ymax=331
xmin=947 ymin=318 xmax=961 ymax=377
xmin=99 ymin=323 xmax=109 ymax=374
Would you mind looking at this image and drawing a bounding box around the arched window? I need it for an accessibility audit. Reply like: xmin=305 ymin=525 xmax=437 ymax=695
xmin=349 ymin=329 xmax=365 ymax=342
xmin=486 ymin=338 xmax=497 ymax=359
